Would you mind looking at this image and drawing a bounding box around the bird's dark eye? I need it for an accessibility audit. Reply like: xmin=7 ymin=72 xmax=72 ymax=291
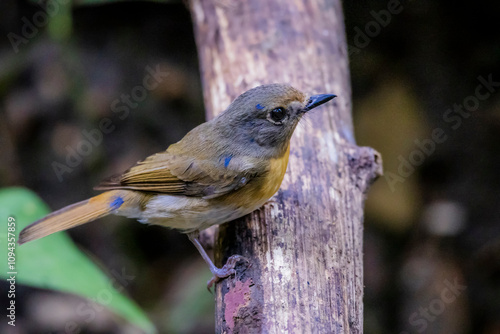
xmin=269 ymin=107 xmax=287 ymax=124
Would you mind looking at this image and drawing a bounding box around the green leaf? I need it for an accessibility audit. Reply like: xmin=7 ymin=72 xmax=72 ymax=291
xmin=0 ymin=187 xmax=156 ymax=334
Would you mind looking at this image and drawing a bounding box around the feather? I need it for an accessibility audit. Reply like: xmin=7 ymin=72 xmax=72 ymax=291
xmin=19 ymin=191 xmax=123 ymax=244
xmin=94 ymin=147 xmax=262 ymax=198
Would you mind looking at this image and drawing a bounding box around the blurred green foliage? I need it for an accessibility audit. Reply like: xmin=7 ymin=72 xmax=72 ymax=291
xmin=0 ymin=187 xmax=156 ymax=333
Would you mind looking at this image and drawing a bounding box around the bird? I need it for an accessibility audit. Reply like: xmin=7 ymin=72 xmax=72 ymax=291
xmin=19 ymin=83 xmax=336 ymax=287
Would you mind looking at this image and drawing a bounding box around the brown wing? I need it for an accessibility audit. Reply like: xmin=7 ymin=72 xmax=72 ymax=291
xmin=94 ymin=150 xmax=260 ymax=199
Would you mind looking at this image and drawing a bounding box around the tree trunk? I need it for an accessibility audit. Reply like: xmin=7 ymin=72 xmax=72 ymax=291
xmin=188 ymin=1 xmax=382 ymax=333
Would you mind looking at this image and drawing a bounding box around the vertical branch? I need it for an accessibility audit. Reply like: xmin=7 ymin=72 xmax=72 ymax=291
xmin=188 ymin=0 xmax=382 ymax=333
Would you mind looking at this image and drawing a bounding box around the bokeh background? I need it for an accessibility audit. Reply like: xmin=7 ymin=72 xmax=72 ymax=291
xmin=1 ymin=0 xmax=499 ymax=333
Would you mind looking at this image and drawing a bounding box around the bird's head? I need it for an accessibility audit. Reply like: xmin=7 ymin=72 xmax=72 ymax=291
xmin=215 ymin=83 xmax=336 ymax=158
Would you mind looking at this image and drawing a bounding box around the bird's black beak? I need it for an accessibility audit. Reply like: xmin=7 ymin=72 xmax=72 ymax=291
xmin=303 ymin=94 xmax=337 ymax=112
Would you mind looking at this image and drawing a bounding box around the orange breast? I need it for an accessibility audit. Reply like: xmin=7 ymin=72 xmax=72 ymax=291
xmin=259 ymin=145 xmax=290 ymax=201
xmin=222 ymin=145 xmax=290 ymax=212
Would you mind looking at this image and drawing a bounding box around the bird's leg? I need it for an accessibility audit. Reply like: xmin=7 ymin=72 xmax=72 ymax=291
xmin=187 ymin=231 xmax=244 ymax=290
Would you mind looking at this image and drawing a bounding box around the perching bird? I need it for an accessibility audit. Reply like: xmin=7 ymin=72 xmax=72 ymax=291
xmin=19 ymin=83 xmax=336 ymax=287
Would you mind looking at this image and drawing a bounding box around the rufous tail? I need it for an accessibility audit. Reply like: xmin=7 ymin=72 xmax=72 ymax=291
xmin=19 ymin=191 xmax=125 ymax=245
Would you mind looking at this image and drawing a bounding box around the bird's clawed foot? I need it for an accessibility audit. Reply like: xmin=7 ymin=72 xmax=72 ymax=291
xmin=207 ymin=255 xmax=247 ymax=291
xmin=187 ymin=232 xmax=249 ymax=291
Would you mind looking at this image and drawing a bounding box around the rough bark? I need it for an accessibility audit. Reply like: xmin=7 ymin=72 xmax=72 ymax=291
xmin=188 ymin=1 xmax=382 ymax=333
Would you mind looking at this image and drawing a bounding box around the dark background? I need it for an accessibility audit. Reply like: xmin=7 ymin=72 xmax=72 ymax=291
xmin=1 ymin=0 xmax=499 ymax=333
